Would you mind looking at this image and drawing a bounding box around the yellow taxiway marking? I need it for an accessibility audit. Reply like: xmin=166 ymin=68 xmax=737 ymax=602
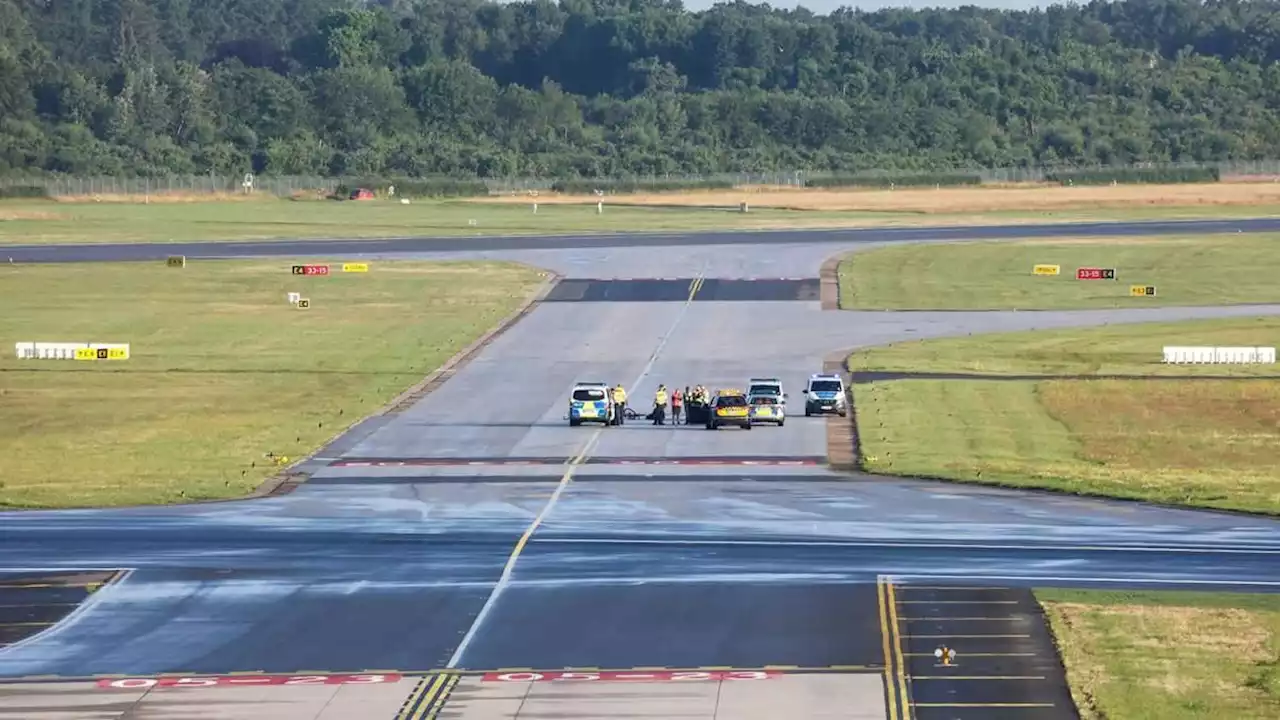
xmin=878 ymin=579 xmax=912 ymax=720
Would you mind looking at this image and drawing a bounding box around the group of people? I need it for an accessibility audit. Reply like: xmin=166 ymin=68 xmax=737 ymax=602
xmin=606 ymin=383 xmax=711 ymax=426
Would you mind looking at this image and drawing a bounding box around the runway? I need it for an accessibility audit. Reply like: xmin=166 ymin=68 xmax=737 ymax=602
xmin=3 ymin=218 xmax=1280 ymax=719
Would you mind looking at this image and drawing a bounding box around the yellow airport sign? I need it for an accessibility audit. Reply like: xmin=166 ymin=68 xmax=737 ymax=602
xmin=74 ymin=345 xmax=130 ymax=360
xmin=166 ymin=256 xmax=186 ymax=268
xmin=1032 ymin=264 xmax=1060 ymax=276
xmin=342 ymin=263 xmax=369 ymax=273
xmin=1130 ymin=285 xmax=1157 ymax=297
xmin=297 ymin=298 xmax=311 ymax=309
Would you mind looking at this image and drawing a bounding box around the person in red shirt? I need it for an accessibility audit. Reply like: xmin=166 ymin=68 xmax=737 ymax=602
xmin=670 ymin=387 xmax=684 ymax=424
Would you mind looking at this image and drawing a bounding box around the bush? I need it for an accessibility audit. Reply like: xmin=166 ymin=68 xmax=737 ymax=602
xmin=550 ymin=178 xmax=734 ymax=194
xmin=804 ymin=173 xmax=983 ymax=189
xmin=0 ymin=185 xmax=51 ymax=199
xmin=1045 ymin=167 xmax=1221 ymax=185
xmin=333 ymin=178 xmax=490 ymax=199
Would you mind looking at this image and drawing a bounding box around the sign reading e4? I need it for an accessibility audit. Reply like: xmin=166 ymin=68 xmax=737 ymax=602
xmin=1076 ymin=267 xmax=1116 ymax=280
xmin=291 ymin=265 xmax=330 ymax=276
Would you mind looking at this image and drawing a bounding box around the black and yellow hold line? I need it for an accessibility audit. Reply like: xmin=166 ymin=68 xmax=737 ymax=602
xmin=687 ymin=276 xmax=705 ymax=301
xmin=877 ymin=578 xmax=912 ymax=720
xmin=394 ymin=674 xmax=440 ymax=720
xmin=422 ymin=674 xmax=459 ymax=719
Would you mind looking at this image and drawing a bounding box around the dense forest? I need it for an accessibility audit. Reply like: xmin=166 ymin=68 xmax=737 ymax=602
xmin=3 ymin=0 xmax=1280 ymax=179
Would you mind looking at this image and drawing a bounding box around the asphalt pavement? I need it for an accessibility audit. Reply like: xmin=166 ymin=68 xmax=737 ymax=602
xmin=3 ymin=218 xmax=1280 ymax=719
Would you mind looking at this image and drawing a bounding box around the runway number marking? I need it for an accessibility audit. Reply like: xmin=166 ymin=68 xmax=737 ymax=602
xmin=481 ymin=671 xmax=778 ymax=682
xmin=96 ymin=674 xmax=400 ymax=689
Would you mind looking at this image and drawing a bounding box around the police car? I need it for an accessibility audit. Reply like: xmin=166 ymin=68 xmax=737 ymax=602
xmin=746 ymin=378 xmax=786 ymax=426
xmin=802 ymin=373 xmax=847 ymax=417
xmin=568 ymin=382 xmax=615 ymax=426
xmin=705 ymin=388 xmax=752 ymax=430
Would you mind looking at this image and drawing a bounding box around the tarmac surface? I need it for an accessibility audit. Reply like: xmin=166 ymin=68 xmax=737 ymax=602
xmin=4 ymin=217 xmax=1280 ymax=719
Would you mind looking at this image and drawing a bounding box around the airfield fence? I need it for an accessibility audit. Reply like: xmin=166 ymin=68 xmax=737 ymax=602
xmin=2 ymin=160 xmax=1280 ymax=199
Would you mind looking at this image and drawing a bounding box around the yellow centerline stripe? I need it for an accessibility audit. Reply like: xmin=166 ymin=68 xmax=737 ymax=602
xmin=877 ymin=580 xmax=899 ymax=720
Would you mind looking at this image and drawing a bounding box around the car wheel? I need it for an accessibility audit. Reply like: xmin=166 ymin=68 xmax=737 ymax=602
xmin=839 ymin=410 xmax=848 ymax=417
xmin=744 ymin=422 xmax=753 ymax=430
xmin=778 ymin=418 xmax=785 ymax=427
xmin=569 ymin=419 xmax=580 ymax=427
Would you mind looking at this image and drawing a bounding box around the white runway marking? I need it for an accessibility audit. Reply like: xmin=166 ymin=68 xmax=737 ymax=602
xmin=446 ymin=269 xmax=709 ymax=668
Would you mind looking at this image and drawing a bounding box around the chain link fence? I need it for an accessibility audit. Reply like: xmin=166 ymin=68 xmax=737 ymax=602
xmin=2 ymin=161 xmax=1278 ymax=198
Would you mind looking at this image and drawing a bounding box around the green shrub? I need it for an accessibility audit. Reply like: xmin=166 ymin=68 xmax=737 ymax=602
xmin=804 ymin=173 xmax=983 ymax=189
xmin=0 ymin=185 xmax=51 ymax=199
xmin=1045 ymin=167 xmax=1221 ymax=185
xmin=550 ymin=178 xmax=734 ymax=194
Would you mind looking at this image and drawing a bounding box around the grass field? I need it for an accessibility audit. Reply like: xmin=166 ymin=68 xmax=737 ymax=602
xmin=2 ymin=186 xmax=1279 ymax=245
xmin=850 ymin=315 xmax=1280 ymax=376
xmin=478 ymin=180 xmax=1280 ymax=213
xmin=0 ymin=259 xmax=546 ymax=508
xmin=1036 ymin=588 xmax=1280 ymax=719
xmin=838 ymin=234 xmax=1280 ymax=309
xmin=849 ymin=318 xmax=1280 ymax=513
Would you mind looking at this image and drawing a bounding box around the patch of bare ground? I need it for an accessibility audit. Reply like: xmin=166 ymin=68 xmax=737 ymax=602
xmin=475 ymin=181 xmax=1280 ymax=212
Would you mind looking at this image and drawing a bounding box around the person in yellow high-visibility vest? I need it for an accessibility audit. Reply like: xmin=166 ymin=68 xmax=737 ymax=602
xmin=653 ymin=385 xmax=668 ymax=425
xmin=611 ymin=384 xmax=628 ymax=425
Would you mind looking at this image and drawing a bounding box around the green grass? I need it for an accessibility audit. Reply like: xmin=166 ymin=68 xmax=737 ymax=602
xmin=0 ymin=259 xmax=547 ymax=508
xmin=838 ymin=234 xmax=1280 ymax=309
xmin=1036 ymin=588 xmax=1280 ymax=719
xmin=848 ymin=317 xmax=1280 ymax=514
xmin=1 ymin=197 xmax=1279 ymax=245
xmin=0 ymin=198 xmax=888 ymax=245
xmin=850 ymin=315 xmax=1280 ymax=376
xmin=853 ymin=377 xmax=1280 ymax=513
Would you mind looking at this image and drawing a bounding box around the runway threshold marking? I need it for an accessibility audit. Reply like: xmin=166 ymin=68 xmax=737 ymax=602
xmin=444 ymin=268 xmax=707 ymax=669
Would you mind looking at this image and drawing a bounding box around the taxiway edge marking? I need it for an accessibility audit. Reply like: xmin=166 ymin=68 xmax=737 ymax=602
xmin=877 ymin=579 xmax=900 ymax=720
xmin=886 ymin=580 xmax=912 ymax=719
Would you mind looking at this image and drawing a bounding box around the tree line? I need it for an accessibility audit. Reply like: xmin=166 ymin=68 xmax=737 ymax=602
xmin=3 ymin=0 xmax=1280 ymax=182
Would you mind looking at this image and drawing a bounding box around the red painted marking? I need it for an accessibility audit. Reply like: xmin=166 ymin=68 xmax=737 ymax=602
xmin=96 ymin=674 xmax=401 ymax=690
xmin=481 ymin=671 xmax=779 ymax=683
